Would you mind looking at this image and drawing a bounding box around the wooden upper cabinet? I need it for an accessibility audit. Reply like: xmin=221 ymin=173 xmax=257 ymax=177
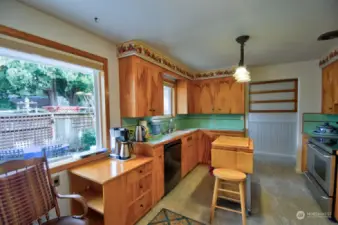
xmin=322 ymin=61 xmax=338 ymax=114
xmin=198 ymin=80 xmax=216 ymax=114
xmin=147 ymin=64 xmax=164 ymax=116
xmin=214 ymin=77 xmax=245 ymax=114
xmin=189 ymin=77 xmax=245 ymax=114
xmin=176 ymin=80 xmax=201 ymax=114
xmin=189 ymin=81 xmax=201 ymax=114
xmin=119 ymin=56 xmax=164 ymax=117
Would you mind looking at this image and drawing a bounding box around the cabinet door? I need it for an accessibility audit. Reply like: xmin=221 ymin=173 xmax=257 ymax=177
xmin=181 ymin=137 xmax=189 ymax=178
xmin=186 ymin=135 xmax=195 ymax=172
xmin=229 ymin=80 xmax=245 ymax=114
xmin=199 ymin=80 xmax=216 ymax=114
xmin=152 ymin=146 xmax=164 ymax=204
xmin=322 ymin=64 xmax=334 ymax=114
xmin=215 ymin=77 xmax=245 ymax=114
xmin=149 ymin=65 xmax=164 ymax=116
xmin=301 ymin=134 xmax=309 ymax=172
xmin=189 ymin=81 xmax=202 ymax=114
xmin=333 ymin=62 xmax=338 ymax=113
xmin=191 ymin=132 xmax=199 ymax=169
xmin=135 ymin=61 xmax=153 ymax=117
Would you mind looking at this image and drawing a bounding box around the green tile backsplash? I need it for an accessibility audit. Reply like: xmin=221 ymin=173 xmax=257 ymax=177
xmin=303 ymin=113 xmax=338 ymax=133
xmin=122 ymin=114 xmax=245 ymax=135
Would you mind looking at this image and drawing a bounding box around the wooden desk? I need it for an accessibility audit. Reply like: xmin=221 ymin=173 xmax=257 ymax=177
xmin=69 ymin=156 xmax=153 ymax=225
xmin=211 ymin=136 xmax=254 ymax=213
xmin=211 ymin=136 xmax=254 ymax=173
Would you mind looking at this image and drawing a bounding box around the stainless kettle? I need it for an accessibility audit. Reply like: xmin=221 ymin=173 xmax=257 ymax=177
xmin=135 ymin=125 xmax=146 ymax=142
xmin=119 ymin=141 xmax=133 ymax=160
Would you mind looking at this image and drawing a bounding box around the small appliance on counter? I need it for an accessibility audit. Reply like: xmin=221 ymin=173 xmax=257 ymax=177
xmin=110 ymin=127 xmax=133 ymax=159
xmin=135 ymin=125 xmax=146 ymax=142
xmin=312 ymin=122 xmax=338 ymax=136
xmin=150 ymin=121 xmax=161 ymax=135
xmin=117 ymin=141 xmax=133 ymax=160
xmin=139 ymin=120 xmax=150 ymax=138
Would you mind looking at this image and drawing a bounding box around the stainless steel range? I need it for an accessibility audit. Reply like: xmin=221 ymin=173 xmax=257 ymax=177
xmin=305 ymin=136 xmax=338 ymax=217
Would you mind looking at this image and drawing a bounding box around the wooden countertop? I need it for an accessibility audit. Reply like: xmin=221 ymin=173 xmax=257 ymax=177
xmin=136 ymin=129 xmax=245 ymax=147
xmin=69 ymin=155 xmax=153 ymax=184
xmin=212 ymin=136 xmax=254 ymax=153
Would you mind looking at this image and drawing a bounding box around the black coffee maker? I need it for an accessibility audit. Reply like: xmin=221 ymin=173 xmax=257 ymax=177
xmin=109 ymin=127 xmax=133 ymax=159
xmin=110 ymin=128 xmax=129 ymax=156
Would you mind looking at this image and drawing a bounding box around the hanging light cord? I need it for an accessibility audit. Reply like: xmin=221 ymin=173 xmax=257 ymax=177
xmin=239 ymin=43 xmax=244 ymax=66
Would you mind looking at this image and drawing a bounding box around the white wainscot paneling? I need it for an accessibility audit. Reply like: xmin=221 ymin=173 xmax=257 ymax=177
xmin=248 ymin=113 xmax=297 ymax=157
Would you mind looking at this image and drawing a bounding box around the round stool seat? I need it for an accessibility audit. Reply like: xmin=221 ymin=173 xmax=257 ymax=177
xmin=213 ymin=168 xmax=246 ymax=182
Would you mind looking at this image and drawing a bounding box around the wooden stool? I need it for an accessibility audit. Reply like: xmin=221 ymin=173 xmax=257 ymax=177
xmin=210 ymin=168 xmax=247 ymax=225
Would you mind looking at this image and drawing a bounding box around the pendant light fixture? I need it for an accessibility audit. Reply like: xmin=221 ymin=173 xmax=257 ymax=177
xmin=233 ymin=35 xmax=251 ymax=82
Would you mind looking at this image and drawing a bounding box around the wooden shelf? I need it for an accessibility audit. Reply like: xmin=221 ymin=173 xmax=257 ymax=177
xmin=81 ymin=190 xmax=104 ymax=214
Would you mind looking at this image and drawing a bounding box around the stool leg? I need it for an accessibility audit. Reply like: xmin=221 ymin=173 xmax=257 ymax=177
xmin=210 ymin=177 xmax=220 ymax=224
xmin=239 ymin=181 xmax=246 ymax=225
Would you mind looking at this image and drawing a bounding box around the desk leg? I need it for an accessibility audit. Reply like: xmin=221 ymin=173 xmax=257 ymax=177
xmin=246 ymin=174 xmax=252 ymax=215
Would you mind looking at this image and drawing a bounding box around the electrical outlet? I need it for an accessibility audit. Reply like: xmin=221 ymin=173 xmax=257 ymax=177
xmin=52 ymin=175 xmax=60 ymax=187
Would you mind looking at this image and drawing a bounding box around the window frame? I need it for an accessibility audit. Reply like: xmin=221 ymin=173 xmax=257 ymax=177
xmin=0 ymin=25 xmax=110 ymax=173
xmin=163 ymin=79 xmax=176 ymax=117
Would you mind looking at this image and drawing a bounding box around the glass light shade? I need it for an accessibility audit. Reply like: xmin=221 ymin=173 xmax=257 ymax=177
xmin=233 ymin=66 xmax=251 ymax=82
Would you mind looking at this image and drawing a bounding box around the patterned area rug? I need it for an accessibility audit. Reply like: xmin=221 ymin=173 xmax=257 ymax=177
xmin=148 ymin=208 xmax=205 ymax=225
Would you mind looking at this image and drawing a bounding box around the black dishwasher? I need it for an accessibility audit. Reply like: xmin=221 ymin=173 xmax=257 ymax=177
xmin=164 ymin=139 xmax=182 ymax=195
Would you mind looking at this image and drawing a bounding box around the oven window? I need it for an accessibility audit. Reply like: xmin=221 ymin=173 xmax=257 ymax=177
xmin=314 ymin=155 xmax=327 ymax=181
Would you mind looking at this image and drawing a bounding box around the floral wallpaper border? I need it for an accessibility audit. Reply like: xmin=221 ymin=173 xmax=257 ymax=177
xmin=117 ymin=40 xmax=194 ymax=79
xmin=117 ymin=40 xmax=234 ymax=80
xmin=319 ymin=47 xmax=338 ymax=68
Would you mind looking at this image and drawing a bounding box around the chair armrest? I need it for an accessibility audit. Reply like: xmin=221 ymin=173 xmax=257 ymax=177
xmin=56 ymin=193 xmax=88 ymax=219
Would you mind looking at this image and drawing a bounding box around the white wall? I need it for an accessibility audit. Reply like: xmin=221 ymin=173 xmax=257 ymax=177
xmin=249 ymin=60 xmax=322 ymax=171
xmin=0 ymin=0 xmax=120 ymax=217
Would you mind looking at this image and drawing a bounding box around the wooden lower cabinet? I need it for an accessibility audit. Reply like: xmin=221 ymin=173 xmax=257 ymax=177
xmin=133 ymin=144 xmax=165 ymax=205
xmin=70 ymin=162 xmax=153 ymax=225
xmin=199 ymin=130 xmax=245 ymax=164
xmin=181 ymin=132 xmax=199 ymax=178
xmin=126 ymin=190 xmax=152 ymax=225
xmin=152 ymin=146 xmax=165 ymax=204
xmin=301 ymin=134 xmax=309 ymax=172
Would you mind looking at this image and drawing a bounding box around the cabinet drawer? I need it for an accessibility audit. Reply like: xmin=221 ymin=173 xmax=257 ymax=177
xmin=127 ymin=162 xmax=152 ymax=183
xmin=126 ymin=191 xmax=152 ymax=225
xmin=127 ymin=173 xmax=152 ymax=204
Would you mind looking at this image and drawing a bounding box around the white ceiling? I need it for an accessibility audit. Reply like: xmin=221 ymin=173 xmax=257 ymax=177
xmin=20 ymin=0 xmax=338 ymax=71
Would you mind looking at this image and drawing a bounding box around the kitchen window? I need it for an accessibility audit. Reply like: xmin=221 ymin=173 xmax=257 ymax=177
xmin=163 ymin=82 xmax=175 ymax=116
xmin=0 ymin=50 xmax=104 ymax=164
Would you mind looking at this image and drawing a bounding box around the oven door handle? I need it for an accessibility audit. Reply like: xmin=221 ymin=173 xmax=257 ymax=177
xmin=308 ymin=143 xmax=332 ymax=158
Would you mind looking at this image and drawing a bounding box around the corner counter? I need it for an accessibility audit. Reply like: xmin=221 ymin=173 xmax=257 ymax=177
xmin=69 ymin=155 xmax=153 ymax=225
